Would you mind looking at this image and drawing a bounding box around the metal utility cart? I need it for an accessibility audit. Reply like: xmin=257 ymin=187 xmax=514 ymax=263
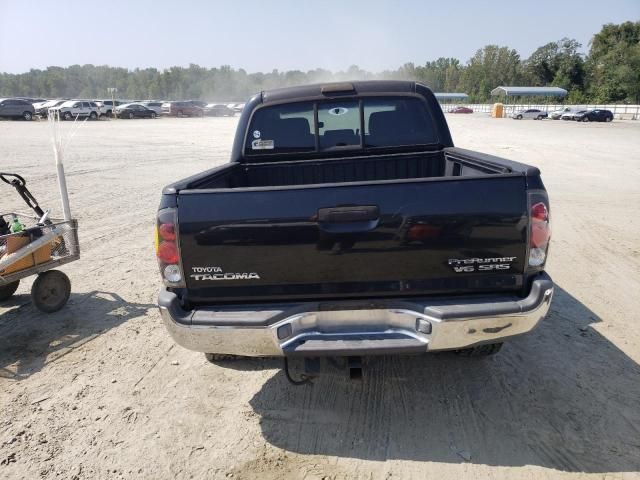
xmin=0 ymin=173 xmax=79 ymax=312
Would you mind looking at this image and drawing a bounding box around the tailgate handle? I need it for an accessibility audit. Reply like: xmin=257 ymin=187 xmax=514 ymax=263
xmin=317 ymin=205 xmax=379 ymax=223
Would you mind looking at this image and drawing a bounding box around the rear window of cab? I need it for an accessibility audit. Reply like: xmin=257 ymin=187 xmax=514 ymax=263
xmin=245 ymin=97 xmax=438 ymax=155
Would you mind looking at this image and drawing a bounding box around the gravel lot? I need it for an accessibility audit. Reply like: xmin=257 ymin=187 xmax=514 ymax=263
xmin=1 ymin=114 xmax=639 ymax=480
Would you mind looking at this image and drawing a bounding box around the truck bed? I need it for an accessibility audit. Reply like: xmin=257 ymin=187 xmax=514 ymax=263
xmin=176 ymin=147 xmax=529 ymax=191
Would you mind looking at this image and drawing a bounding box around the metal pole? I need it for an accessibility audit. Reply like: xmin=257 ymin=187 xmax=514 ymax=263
xmin=56 ymin=163 xmax=72 ymax=221
xmin=49 ymin=110 xmax=72 ymax=221
xmin=108 ymin=87 xmax=117 ymax=119
xmin=52 ymin=112 xmax=72 ymax=221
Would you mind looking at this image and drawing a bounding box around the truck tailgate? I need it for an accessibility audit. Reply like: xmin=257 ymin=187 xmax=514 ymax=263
xmin=177 ymin=176 xmax=528 ymax=303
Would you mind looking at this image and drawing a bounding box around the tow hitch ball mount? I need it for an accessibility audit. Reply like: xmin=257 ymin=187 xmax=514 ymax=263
xmin=283 ymin=356 xmax=364 ymax=385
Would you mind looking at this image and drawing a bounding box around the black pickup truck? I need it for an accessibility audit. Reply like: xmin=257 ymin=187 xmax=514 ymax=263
xmin=156 ymin=81 xmax=553 ymax=365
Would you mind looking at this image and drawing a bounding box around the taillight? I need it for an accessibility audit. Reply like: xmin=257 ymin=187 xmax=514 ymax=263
xmin=157 ymin=241 xmax=178 ymax=264
xmin=159 ymin=223 xmax=176 ymax=241
xmin=407 ymin=224 xmax=441 ymax=241
xmin=155 ymin=208 xmax=185 ymax=286
xmin=528 ymin=193 xmax=551 ymax=267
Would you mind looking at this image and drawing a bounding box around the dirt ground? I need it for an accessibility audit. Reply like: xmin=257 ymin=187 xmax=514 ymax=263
xmin=0 ymin=114 xmax=639 ymax=480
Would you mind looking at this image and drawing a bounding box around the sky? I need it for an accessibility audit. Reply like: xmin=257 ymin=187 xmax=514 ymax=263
xmin=0 ymin=0 xmax=638 ymax=74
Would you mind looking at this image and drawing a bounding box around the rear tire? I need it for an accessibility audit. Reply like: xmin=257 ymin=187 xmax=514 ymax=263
xmin=63 ymin=111 xmax=72 ymax=121
xmin=536 ymin=115 xmax=543 ymax=120
xmin=582 ymin=116 xmax=589 ymax=122
xmin=89 ymin=111 xmax=97 ymax=120
xmin=31 ymin=270 xmax=71 ymax=313
xmin=456 ymin=342 xmax=503 ymax=357
xmin=23 ymin=111 xmax=33 ymax=121
xmin=128 ymin=112 xmax=134 ymax=119
xmin=605 ymin=116 xmax=612 ymax=122
xmin=177 ymin=110 xmax=183 ymax=117
xmin=0 ymin=280 xmax=20 ymax=301
xmin=516 ymin=115 xmax=522 ymax=120
xmin=150 ymin=112 xmax=156 ymax=119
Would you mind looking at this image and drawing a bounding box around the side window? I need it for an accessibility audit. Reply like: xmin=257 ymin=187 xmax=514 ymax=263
xmin=73 ymin=102 xmax=81 ymax=108
xmin=246 ymin=102 xmax=315 ymax=154
xmin=318 ymin=101 xmax=360 ymax=149
xmin=363 ymin=98 xmax=437 ymax=148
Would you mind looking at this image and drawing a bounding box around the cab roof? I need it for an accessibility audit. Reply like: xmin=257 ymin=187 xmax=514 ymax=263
xmin=261 ymin=80 xmax=420 ymax=104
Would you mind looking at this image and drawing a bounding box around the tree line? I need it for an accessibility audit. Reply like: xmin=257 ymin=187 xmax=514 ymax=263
xmin=1 ymin=21 xmax=638 ymax=104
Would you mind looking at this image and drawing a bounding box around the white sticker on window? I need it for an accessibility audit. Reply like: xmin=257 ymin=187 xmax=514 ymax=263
xmin=252 ymin=139 xmax=274 ymax=150
xmin=328 ymin=107 xmax=349 ymax=115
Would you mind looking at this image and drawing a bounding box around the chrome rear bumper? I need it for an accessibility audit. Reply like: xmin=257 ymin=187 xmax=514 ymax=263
xmin=158 ymin=273 xmax=553 ymax=357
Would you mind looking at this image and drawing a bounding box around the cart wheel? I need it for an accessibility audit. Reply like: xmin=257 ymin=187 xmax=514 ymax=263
xmin=0 ymin=280 xmax=20 ymax=301
xmin=31 ymin=270 xmax=71 ymax=313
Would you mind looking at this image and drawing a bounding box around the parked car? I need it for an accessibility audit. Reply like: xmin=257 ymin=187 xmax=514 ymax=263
xmin=32 ymin=100 xmax=49 ymax=111
xmin=161 ymin=101 xmax=204 ymax=117
xmin=34 ymin=99 xmax=66 ymax=118
xmin=0 ymin=98 xmax=35 ymax=120
xmin=204 ymin=104 xmax=235 ymax=116
xmin=512 ymin=109 xmax=548 ymax=120
xmin=15 ymin=97 xmax=46 ymax=104
xmin=561 ymin=110 xmax=588 ymax=121
xmin=231 ymin=103 xmax=245 ymax=113
xmin=574 ymin=109 xmax=613 ymax=122
xmin=49 ymin=100 xmax=100 ymax=120
xmin=115 ymin=103 xmax=157 ymax=119
xmin=550 ymin=107 xmax=574 ymax=120
xmin=139 ymin=101 xmax=163 ymax=115
xmin=448 ymin=106 xmax=473 ymax=114
xmin=156 ymin=81 xmax=553 ymax=373
xmin=95 ymin=100 xmax=123 ymax=117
